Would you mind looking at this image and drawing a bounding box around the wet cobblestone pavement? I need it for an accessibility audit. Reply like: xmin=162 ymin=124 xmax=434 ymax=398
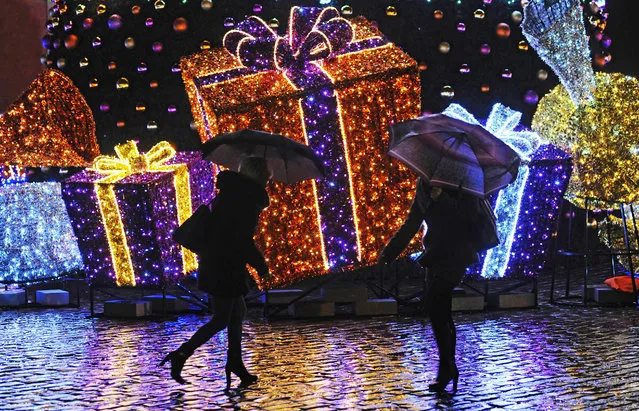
xmin=3 ymin=270 xmax=639 ymax=410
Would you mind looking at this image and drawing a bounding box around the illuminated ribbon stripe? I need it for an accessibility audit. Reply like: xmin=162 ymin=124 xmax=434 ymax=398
xmin=92 ymin=141 xmax=196 ymax=287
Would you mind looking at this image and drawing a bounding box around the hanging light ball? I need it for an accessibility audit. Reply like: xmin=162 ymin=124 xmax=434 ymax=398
xmin=79 ymin=57 xmax=89 ymax=68
xmin=173 ymin=17 xmax=188 ymax=33
xmin=268 ymin=18 xmax=279 ymax=28
xmin=56 ymin=58 xmax=67 ymax=69
xmin=480 ymin=43 xmax=491 ymax=55
xmin=124 ymin=37 xmax=135 ymax=49
xmin=75 ymin=4 xmax=86 ymax=14
xmin=137 ymin=62 xmax=148 ymax=72
xmin=537 ymin=69 xmax=549 ymax=81
xmin=524 ymin=90 xmax=539 ymax=105
xmin=457 ymin=22 xmax=466 ymax=32
xmin=418 ymin=62 xmax=428 ymax=71
xmin=131 ymin=5 xmax=141 ymax=14
xmin=501 ymin=68 xmax=513 ymax=79
xmin=433 ymin=10 xmax=444 ymax=20
xmin=89 ymin=78 xmax=99 ymax=88
xmin=518 ymin=41 xmax=529 ymax=51
xmin=481 ymin=84 xmax=490 ymax=93
xmin=512 ymin=11 xmax=523 ymax=24
xmin=385 ymin=6 xmax=398 ymax=17
xmin=253 ymin=4 xmax=263 ymax=13
xmin=99 ymin=102 xmax=110 ymax=112
xmin=96 ymin=4 xmax=107 ymax=14
xmin=474 ymin=9 xmax=485 ymax=19
xmin=154 ymin=0 xmax=166 ymax=10
xmin=201 ymin=0 xmax=213 ymax=11
xmin=440 ymin=85 xmax=454 ymax=98
xmin=146 ymin=18 xmax=154 ymax=27
xmin=92 ymin=37 xmax=102 ymax=48
xmin=459 ymin=64 xmax=470 ymax=74
xmin=107 ymin=14 xmax=122 ymax=30
xmin=340 ymin=5 xmax=353 ymax=16
xmin=152 ymin=41 xmax=163 ymax=53
xmin=147 ymin=121 xmax=159 ymax=130
xmin=107 ymin=61 xmax=117 ymax=70
xmin=116 ymin=78 xmax=130 ymax=90
xmin=223 ymin=17 xmax=235 ymax=27
xmin=200 ymin=40 xmax=211 ymax=50
xmin=438 ymin=42 xmax=451 ymax=54
xmin=496 ymin=23 xmax=511 ymax=38
xmin=82 ymin=18 xmax=93 ymax=29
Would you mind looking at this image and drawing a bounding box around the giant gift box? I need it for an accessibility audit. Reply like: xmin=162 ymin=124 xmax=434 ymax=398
xmin=61 ymin=141 xmax=214 ymax=288
xmin=442 ymin=104 xmax=574 ymax=280
xmin=182 ymin=7 xmax=422 ymax=286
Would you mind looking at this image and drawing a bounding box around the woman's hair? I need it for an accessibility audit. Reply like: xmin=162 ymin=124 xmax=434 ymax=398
xmin=238 ymin=156 xmax=272 ymax=186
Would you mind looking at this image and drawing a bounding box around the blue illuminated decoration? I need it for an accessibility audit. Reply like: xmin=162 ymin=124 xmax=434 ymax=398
xmin=443 ymin=103 xmax=571 ymax=279
xmin=0 ymin=166 xmax=28 ymax=187
xmin=0 ymin=182 xmax=84 ymax=284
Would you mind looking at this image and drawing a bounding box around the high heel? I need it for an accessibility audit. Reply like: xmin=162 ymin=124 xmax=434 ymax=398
xmin=224 ymin=364 xmax=258 ymax=390
xmin=428 ymin=365 xmax=459 ymax=394
xmin=159 ymin=350 xmax=189 ymax=384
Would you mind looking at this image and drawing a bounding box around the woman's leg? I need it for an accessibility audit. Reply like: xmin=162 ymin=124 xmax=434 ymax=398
xmin=425 ymin=268 xmax=456 ymax=377
xmin=226 ymin=296 xmax=247 ymax=369
xmin=180 ymin=295 xmax=235 ymax=355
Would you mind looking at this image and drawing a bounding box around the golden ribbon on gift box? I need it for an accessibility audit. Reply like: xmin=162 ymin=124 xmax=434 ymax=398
xmin=91 ymin=140 xmax=196 ymax=287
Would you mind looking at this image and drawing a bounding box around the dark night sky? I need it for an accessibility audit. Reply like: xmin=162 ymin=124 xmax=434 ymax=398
xmin=602 ymin=0 xmax=639 ymax=77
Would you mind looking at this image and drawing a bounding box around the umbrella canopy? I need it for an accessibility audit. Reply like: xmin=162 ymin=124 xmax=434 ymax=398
xmin=201 ymin=129 xmax=326 ymax=184
xmin=389 ymin=113 xmax=521 ymax=197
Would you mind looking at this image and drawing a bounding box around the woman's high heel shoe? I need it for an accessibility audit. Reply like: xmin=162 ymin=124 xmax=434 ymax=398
xmin=225 ymin=364 xmax=258 ymax=390
xmin=159 ymin=350 xmax=190 ymax=384
xmin=428 ymin=365 xmax=459 ymax=394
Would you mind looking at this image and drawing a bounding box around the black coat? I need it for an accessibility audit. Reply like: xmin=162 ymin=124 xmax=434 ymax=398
xmin=380 ymin=178 xmax=481 ymax=285
xmin=197 ymin=170 xmax=269 ymax=297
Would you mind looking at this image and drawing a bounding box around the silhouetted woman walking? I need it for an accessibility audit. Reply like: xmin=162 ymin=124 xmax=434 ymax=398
xmin=378 ymin=178 xmax=481 ymax=394
xmin=161 ymin=156 xmax=271 ymax=389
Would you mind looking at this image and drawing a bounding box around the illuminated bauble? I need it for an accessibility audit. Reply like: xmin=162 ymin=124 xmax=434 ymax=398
xmin=480 ymin=44 xmax=491 ymax=55
xmin=224 ymin=17 xmax=235 ymax=27
xmin=517 ymin=40 xmax=529 ymax=51
xmin=173 ymin=17 xmax=188 ymax=32
xmin=168 ymin=105 xmax=177 ymax=113
xmin=268 ymin=18 xmax=279 ymax=28
xmin=201 ymin=0 xmax=213 ymax=11
xmin=96 ymin=4 xmax=107 ymax=14
xmin=56 ymin=58 xmax=66 ymax=69
xmin=474 ymin=9 xmax=485 ymax=19
xmin=137 ymin=62 xmax=147 ymax=72
xmin=440 ymin=85 xmax=454 ymax=98
xmin=253 ymin=4 xmax=263 ymax=13
xmin=496 ymin=23 xmax=511 ymax=38
xmin=152 ymin=41 xmax=163 ymax=53
xmin=532 ymin=73 xmax=639 ymax=207
xmin=190 ymin=121 xmax=197 ymax=130
xmin=386 ymin=6 xmax=398 ymax=17
xmin=457 ymin=22 xmax=466 ymax=32
xmin=79 ymin=57 xmax=89 ymax=68
xmin=459 ymin=64 xmax=470 ymax=74
xmin=501 ymin=68 xmax=512 ymax=79
xmin=99 ymin=102 xmax=110 ymax=112
xmin=524 ymin=90 xmax=538 ymax=104
xmin=145 ymin=18 xmax=154 ymax=27
xmin=75 ymin=4 xmax=85 ymax=14
xmin=136 ymin=103 xmax=146 ymax=112
xmin=107 ymin=14 xmax=122 ymax=30
xmin=131 ymin=5 xmax=141 ymax=14
xmin=108 ymin=61 xmax=117 ymax=70
xmin=124 ymin=37 xmax=135 ymax=49
xmin=116 ymin=121 xmax=125 ymax=128
xmin=42 ymin=35 xmax=54 ymax=50
xmin=433 ymin=10 xmax=444 ymax=19
xmin=481 ymin=84 xmax=490 ymax=93
xmin=92 ymin=37 xmax=102 ymax=48
xmin=82 ymin=18 xmax=93 ymax=29
xmin=537 ymin=69 xmax=548 ymax=81
xmin=418 ymin=62 xmax=428 ymax=71
xmin=200 ymin=40 xmax=211 ymax=50
xmin=601 ymin=35 xmax=612 ymax=49
xmin=438 ymin=42 xmax=451 ymax=54
xmin=64 ymin=21 xmax=73 ymax=32
xmin=116 ymin=77 xmax=130 ymax=90
xmin=154 ymin=0 xmax=166 ymax=10
xmin=511 ymin=11 xmax=523 ymax=24
xmin=149 ymin=80 xmax=159 ymax=88
xmin=89 ymin=78 xmax=99 ymax=88
xmin=340 ymin=5 xmax=353 ymax=15
xmin=593 ymin=53 xmax=608 ymax=67
xmin=53 ymin=39 xmax=61 ymax=49
xmin=171 ymin=63 xmax=182 ymax=73
xmin=147 ymin=121 xmax=159 ymax=130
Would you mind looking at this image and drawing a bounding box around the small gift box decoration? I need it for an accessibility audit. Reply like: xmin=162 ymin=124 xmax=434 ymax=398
xmin=443 ymin=104 xmax=573 ymax=280
xmin=61 ymin=141 xmax=214 ymax=288
xmin=0 ymin=181 xmax=84 ymax=283
xmin=182 ymin=6 xmax=422 ymax=286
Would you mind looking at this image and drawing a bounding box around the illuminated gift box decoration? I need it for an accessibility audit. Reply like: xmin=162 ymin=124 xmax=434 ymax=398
xmin=442 ymin=104 xmax=573 ymax=279
xmin=0 ymin=182 xmax=84 ymax=283
xmin=61 ymin=141 xmax=214 ymax=288
xmin=182 ymin=7 xmax=421 ymax=286
xmin=0 ymin=69 xmax=100 ymax=167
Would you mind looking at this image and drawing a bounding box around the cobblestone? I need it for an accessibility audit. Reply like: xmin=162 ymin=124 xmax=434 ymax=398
xmin=3 ymin=266 xmax=639 ymax=409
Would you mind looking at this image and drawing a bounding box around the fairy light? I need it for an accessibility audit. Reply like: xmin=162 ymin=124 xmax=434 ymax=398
xmin=62 ymin=145 xmax=213 ymax=287
xmin=182 ymin=8 xmax=420 ymax=287
xmin=532 ymin=72 xmax=639 ymax=209
xmin=0 ymin=182 xmax=83 ymax=283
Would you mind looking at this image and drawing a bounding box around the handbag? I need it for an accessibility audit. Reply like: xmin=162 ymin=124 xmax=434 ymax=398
xmin=472 ymin=198 xmax=500 ymax=253
xmin=172 ymin=198 xmax=217 ymax=255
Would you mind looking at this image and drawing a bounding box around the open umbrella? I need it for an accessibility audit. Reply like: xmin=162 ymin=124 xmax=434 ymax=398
xmin=388 ymin=113 xmax=521 ymax=197
xmin=201 ymin=129 xmax=325 ymax=184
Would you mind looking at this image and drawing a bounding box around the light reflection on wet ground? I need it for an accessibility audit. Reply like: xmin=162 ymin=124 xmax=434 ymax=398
xmin=2 ymin=305 xmax=639 ymax=409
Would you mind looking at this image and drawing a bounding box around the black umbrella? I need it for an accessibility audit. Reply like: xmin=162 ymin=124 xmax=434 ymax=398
xmin=201 ymin=129 xmax=326 ymax=184
xmin=389 ymin=113 xmax=521 ymax=197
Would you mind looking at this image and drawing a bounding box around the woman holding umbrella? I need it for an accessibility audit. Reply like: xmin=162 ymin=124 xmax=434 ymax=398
xmin=161 ymin=156 xmax=272 ymax=388
xmin=379 ymin=113 xmax=520 ymax=394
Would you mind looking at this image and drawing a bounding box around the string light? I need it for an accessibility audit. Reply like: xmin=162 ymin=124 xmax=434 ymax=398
xmin=0 ymin=182 xmax=83 ymax=283
xmin=62 ymin=144 xmax=213 ymax=287
xmin=0 ymin=70 xmax=100 ymax=167
xmin=182 ymin=8 xmax=421 ymax=287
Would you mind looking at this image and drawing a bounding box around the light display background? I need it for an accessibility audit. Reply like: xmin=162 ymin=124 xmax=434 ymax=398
xmin=42 ymin=0 xmax=611 ymax=153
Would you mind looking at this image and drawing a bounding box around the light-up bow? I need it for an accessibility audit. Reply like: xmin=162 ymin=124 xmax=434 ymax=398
xmin=223 ymin=6 xmax=354 ymax=73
